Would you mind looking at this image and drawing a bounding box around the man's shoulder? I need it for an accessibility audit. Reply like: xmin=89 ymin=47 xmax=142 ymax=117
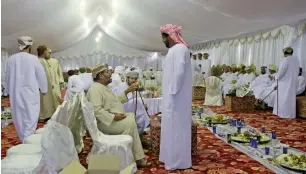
xmin=173 ymin=44 xmax=188 ymax=52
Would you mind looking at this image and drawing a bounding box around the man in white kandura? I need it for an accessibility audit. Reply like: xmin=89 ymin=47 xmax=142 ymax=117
xmin=273 ymin=47 xmax=300 ymax=118
xmin=78 ymin=67 xmax=94 ymax=92
xmin=202 ymin=53 xmax=212 ymax=78
xmin=64 ymin=69 xmax=85 ymax=101
xmin=159 ymin=24 xmax=192 ymax=170
xmin=113 ymin=71 xmax=150 ymax=134
xmin=5 ymin=36 xmax=48 ymax=142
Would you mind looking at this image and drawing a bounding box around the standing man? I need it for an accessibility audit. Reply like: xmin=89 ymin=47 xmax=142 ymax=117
xmin=159 ymin=24 xmax=192 ymax=170
xmin=273 ymin=47 xmax=300 ymax=118
xmin=202 ymin=53 xmax=212 ymax=78
xmin=37 ymin=45 xmax=63 ymax=120
xmin=5 ymin=36 xmax=48 ymax=142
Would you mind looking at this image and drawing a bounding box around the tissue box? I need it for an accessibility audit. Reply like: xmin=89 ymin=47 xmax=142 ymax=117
xmin=297 ymin=96 xmax=306 ymax=118
xmin=225 ymin=95 xmax=255 ymax=112
xmin=60 ymin=155 xmax=135 ymax=174
xmin=192 ymin=86 xmax=205 ymax=100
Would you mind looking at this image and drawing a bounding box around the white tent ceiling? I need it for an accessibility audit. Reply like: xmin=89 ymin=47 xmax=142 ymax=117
xmin=2 ymin=0 xmax=306 ymax=54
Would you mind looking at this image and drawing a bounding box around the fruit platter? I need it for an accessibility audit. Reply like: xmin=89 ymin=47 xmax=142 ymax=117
xmin=1 ymin=110 xmax=12 ymax=119
xmin=203 ymin=114 xmax=229 ymax=124
xmin=275 ymin=154 xmax=306 ymax=172
xmin=231 ymin=131 xmax=271 ymax=144
xmin=192 ymin=105 xmax=200 ymax=113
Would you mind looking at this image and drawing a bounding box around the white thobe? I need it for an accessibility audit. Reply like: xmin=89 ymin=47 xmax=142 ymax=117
xmin=252 ymin=74 xmax=272 ymax=98
xmin=222 ymin=73 xmax=238 ymax=96
xmin=112 ymin=82 xmax=150 ymax=133
xmin=160 ymin=44 xmax=192 ymax=170
xmin=5 ymin=52 xmax=48 ymax=142
xmin=108 ymin=73 xmax=123 ymax=88
xmin=202 ymin=59 xmax=211 ymax=78
xmin=79 ymin=73 xmax=93 ymax=91
xmin=191 ymin=59 xmax=200 ymax=77
xmin=237 ymin=73 xmax=255 ymax=85
xmin=297 ymin=76 xmax=306 ymax=95
xmin=65 ymin=75 xmax=85 ymax=101
xmin=273 ymin=56 xmax=300 ymax=118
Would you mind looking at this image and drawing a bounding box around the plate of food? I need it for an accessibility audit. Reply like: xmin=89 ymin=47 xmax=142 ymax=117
xmin=203 ymin=114 xmax=229 ymax=124
xmin=1 ymin=112 xmax=12 ymax=120
xmin=275 ymin=154 xmax=306 ymax=172
xmin=231 ymin=131 xmax=271 ymax=144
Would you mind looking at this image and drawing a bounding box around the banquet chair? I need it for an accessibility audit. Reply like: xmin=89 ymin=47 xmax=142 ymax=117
xmin=6 ymin=103 xmax=69 ymax=157
xmin=66 ymin=92 xmax=86 ymax=153
xmin=1 ymin=154 xmax=48 ymax=174
xmin=204 ymin=76 xmax=223 ymax=106
xmin=80 ymin=93 xmax=136 ymax=171
xmin=41 ymin=120 xmax=79 ymax=173
xmin=35 ymin=101 xmax=69 ymax=134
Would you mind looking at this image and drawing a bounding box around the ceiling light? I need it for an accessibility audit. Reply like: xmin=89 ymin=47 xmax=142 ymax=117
xmin=97 ymin=15 xmax=103 ymax=23
xmin=97 ymin=31 xmax=103 ymax=38
xmin=95 ymin=37 xmax=100 ymax=42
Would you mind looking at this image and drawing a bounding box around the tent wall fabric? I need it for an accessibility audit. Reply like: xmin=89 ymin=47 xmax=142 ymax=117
xmin=191 ymin=24 xmax=306 ymax=74
xmin=2 ymin=0 xmax=306 ymax=53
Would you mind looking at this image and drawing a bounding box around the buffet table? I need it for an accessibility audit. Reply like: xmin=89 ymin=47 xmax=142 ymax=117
xmin=195 ymin=111 xmax=306 ymax=174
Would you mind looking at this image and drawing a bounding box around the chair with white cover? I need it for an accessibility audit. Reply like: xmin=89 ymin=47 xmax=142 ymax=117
xmin=41 ymin=120 xmax=79 ymax=173
xmin=34 ymin=102 xmax=68 ymax=134
xmin=204 ymin=76 xmax=223 ymax=106
xmin=1 ymin=154 xmax=48 ymax=174
xmin=66 ymin=93 xmax=86 ymax=153
xmin=80 ymin=93 xmax=136 ymax=171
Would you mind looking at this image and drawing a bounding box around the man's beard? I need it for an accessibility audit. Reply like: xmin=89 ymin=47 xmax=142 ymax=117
xmin=164 ymin=42 xmax=170 ymax=48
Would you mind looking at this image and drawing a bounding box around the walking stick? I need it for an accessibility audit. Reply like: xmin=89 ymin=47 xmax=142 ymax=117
xmin=277 ymin=80 xmax=279 ymax=116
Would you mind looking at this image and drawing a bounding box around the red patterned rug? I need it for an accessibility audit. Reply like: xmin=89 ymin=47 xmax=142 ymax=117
xmin=2 ymin=99 xmax=306 ymax=174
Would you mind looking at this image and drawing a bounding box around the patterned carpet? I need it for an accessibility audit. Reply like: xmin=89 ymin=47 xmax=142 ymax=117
xmin=1 ymin=98 xmax=306 ymax=174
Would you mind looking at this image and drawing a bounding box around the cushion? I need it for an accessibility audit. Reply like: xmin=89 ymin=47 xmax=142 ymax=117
xmin=1 ymin=154 xmax=47 ymax=174
xmin=24 ymin=134 xmax=42 ymax=144
xmin=6 ymin=144 xmax=41 ymax=157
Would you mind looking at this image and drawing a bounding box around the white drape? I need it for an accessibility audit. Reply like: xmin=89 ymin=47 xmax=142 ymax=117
xmin=1 ymin=49 xmax=10 ymax=85
xmin=191 ymin=25 xmax=305 ymax=74
xmin=292 ymin=28 xmax=306 ymax=78
xmin=57 ymin=52 xmax=164 ymax=72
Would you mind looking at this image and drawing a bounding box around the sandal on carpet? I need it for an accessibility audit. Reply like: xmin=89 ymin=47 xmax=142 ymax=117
xmin=136 ymin=159 xmax=151 ymax=168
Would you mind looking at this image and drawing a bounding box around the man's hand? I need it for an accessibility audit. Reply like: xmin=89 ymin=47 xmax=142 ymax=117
xmin=114 ymin=113 xmax=126 ymax=121
xmin=125 ymin=82 xmax=139 ymax=94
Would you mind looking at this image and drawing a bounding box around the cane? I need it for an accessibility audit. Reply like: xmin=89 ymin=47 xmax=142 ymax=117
xmin=277 ymin=80 xmax=279 ymax=116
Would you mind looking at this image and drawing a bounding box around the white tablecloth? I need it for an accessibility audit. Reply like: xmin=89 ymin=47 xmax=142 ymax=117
xmin=143 ymin=97 xmax=162 ymax=115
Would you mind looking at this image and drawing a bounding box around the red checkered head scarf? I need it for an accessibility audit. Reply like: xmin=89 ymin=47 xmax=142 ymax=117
xmin=160 ymin=24 xmax=189 ymax=48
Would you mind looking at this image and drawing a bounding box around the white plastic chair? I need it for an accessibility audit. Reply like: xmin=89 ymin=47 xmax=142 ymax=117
xmin=204 ymin=76 xmax=223 ymax=106
xmin=41 ymin=121 xmax=79 ymax=174
xmin=80 ymin=93 xmax=136 ymax=171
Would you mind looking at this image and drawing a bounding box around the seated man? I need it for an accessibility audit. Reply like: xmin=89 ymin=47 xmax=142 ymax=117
xmin=236 ymin=66 xmax=255 ymax=85
xmin=297 ymin=67 xmax=306 ymax=96
xmin=113 ymin=71 xmax=150 ymax=134
xmin=222 ymin=65 xmax=238 ymax=96
xmin=254 ymin=64 xmax=277 ymax=108
xmin=64 ymin=70 xmax=85 ymax=101
xmin=86 ymin=64 xmax=150 ymax=167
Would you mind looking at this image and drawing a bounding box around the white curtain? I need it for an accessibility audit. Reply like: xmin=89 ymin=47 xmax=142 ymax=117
xmin=1 ymin=49 xmax=10 ymax=85
xmin=191 ymin=24 xmax=305 ymax=74
xmin=292 ymin=27 xmax=306 ymax=77
xmin=57 ymin=52 xmax=164 ymax=72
